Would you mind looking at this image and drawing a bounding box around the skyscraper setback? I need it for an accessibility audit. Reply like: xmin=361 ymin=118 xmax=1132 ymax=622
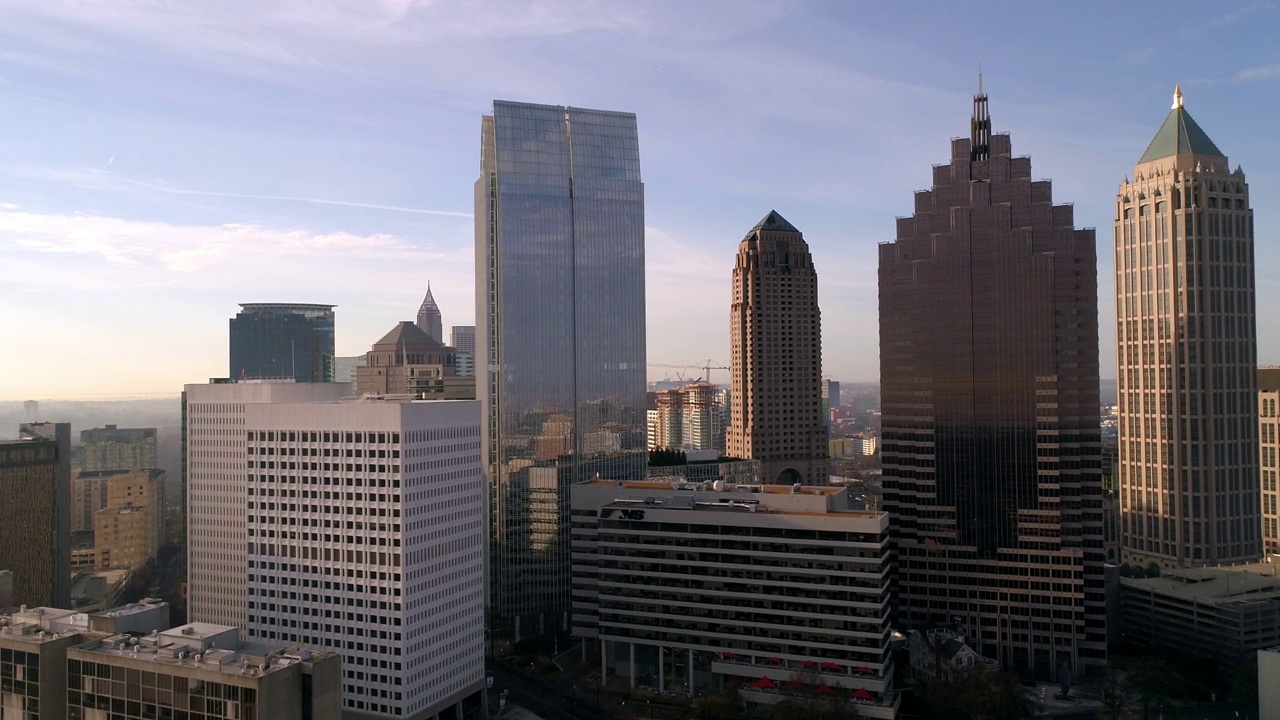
xmin=726 ymin=211 xmax=826 ymax=484
xmin=879 ymin=88 xmax=1106 ymax=677
xmin=1114 ymin=88 xmax=1260 ymax=567
xmin=229 ymin=303 xmax=336 ymax=383
xmin=476 ymin=100 xmax=647 ymax=638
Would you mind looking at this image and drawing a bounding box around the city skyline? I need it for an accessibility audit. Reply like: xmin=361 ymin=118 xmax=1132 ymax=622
xmin=3 ymin=2 xmax=1280 ymax=399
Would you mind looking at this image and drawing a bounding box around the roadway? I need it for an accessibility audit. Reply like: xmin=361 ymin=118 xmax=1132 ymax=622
xmin=488 ymin=663 xmax=612 ymax=720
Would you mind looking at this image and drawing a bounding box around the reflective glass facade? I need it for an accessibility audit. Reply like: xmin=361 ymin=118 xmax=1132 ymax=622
xmin=879 ymin=93 xmax=1106 ymax=678
xmin=476 ymin=101 xmax=647 ymax=637
xmin=229 ymin=303 xmax=335 ymax=383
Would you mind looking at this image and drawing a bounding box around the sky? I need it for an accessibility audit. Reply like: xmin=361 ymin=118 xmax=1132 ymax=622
xmin=2 ymin=0 xmax=1279 ymax=400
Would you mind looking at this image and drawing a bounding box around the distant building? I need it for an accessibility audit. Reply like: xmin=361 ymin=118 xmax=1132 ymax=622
xmin=3 ymin=423 xmax=71 ymax=608
xmin=477 ymin=100 xmax=648 ymax=638
xmin=94 ymin=469 xmax=166 ymax=570
xmin=79 ymin=425 xmax=157 ymax=473
xmin=571 ymin=480 xmax=897 ymax=719
xmin=244 ymin=397 xmax=485 ymax=720
xmin=726 ymin=211 xmax=827 ymax=484
xmin=355 ymin=321 xmax=474 ymax=399
xmin=416 ymin=283 xmax=444 ymax=343
xmin=0 ymin=569 xmax=11 ymax=607
xmin=646 ymin=457 xmax=759 ymax=485
xmin=1120 ymin=565 xmax=1280 ymax=666
xmin=450 ymin=325 xmax=476 ymax=355
xmin=21 ymin=400 xmax=37 ymax=421
xmin=72 ymin=471 xmax=112 ymax=534
xmin=1115 ymin=88 xmax=1260 ymax=568
xmin=183 ymin=380 xmax=351 ymax=634
xmin=1260 ymin=367 xmax=1280 ymax=556
xmin=333 ymin=355 xmax=365 ymax=385
xmin=823 ymin=380 xmax=842 ymax=410
xmin=229 ymin=303 xmax=336 ymax=383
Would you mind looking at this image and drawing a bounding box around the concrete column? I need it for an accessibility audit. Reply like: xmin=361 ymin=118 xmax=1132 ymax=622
xmin=601 ymin=638 xmax=608 ymax=682
xmin=658 ymin=645 xmax=664 ymax=693
xmin=629 ymin=642 xmax=637 ymax=688
xmin=688 ymin=648 xmax=694 ymax=694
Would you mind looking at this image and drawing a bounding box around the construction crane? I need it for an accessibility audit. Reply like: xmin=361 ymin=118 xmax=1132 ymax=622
xmin=648 ymin=359 xmax=730 ymax=385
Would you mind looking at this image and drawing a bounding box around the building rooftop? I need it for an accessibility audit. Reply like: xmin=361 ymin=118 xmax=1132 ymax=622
xmin=76 ymin=628 xmax=335 ymax=679
xmin=585 ymin=480 xmax=884 ymax=520
xmin=1123 ymin=567 xmax=1280 ymax=603
xmin=1137 ymin=88 xmax=1225 ymax=164
xmin=745 ymin=209 xmax=800 ymax=239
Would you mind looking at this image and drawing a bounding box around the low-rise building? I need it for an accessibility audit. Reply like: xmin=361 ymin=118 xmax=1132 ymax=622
xmin=1261 ymin=646 xmax=1280 ymax=719
xmin=571 ymin=479 xmax=897 ymax=718
xmin=1120 ymin=566 xmax=1280 ymax=666
xmin=0 ymin=600 xmax=338 ymax=720
xmin=67 ymin=623 xmax=340 ymax=720
xmin=904 ymin=626 xmax=999 ymax=684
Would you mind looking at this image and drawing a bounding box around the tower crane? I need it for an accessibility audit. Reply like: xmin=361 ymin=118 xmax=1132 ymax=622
xmin=648 ymin=359 xmax=730 ymax=385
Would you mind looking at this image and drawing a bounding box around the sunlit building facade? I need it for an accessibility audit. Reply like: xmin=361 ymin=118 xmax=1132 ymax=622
xmin=1115 ymin=88 xmax=1260 ymax=568
xmin=476 ymin=100 xmax=647 ymax=638
xmin=879 ymin=89 xmax=1106 ymax=678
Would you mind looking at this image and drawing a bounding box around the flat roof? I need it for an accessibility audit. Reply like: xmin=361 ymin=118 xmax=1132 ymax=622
xmin=1123 ymin=568 xmax=1280 ymax=603
xmin=590 ymin=480 xmax=844 ymax=495
xmin=75 ymin=634 xmax=335 ymax=679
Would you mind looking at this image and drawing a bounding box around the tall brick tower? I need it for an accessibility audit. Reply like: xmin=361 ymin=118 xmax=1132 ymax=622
xmin=727 ymin=211 xmax=827 ymax=484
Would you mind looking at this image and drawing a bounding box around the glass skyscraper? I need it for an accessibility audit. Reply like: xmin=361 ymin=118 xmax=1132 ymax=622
xmin=228 ymin=303 xmax=336 ymax=383
xmin=476 ymin=101 xmax=647 ymax=639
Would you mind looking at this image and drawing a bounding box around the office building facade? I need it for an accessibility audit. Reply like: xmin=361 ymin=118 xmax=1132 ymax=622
xmin=229 ymin=303 xmax=336 ymax=383
xmin=570 ymin=480 xmax=897 ymax=718
xmin=450 ymin=326 xmax=476 ymax=356
xmin=243 ymin=398 xmax=485 ymax=720
xmin=184 ymin=381 xmax=350 ymax=633
xmin=3 ymin=423 xmax=70 ymax=608
xmin=1260 ymin=367 xmax=1280 ymax=556
xmin=355 ymin=322 xmax=473 ymax=400
xmin=78 ymin=425 xmax=158 ymax=473
xmin=93 ymin=469 xmax=166 ymax=571
xmin=1115 ymin=88 xmax=1260 ymax=567
xmin=476 ymin=100 xmax=647 ymax=638
xmin=879 ymin=89 xmax=1106 ymax=677
xmin=726 ymin=211 xmax=827 ymax=484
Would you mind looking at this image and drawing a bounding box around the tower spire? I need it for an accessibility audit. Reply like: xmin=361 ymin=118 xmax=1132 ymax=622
xmin=971 ymin=74 xmax=990 ymax=161
xmin=1172 ymin=84 xmax=1183 ymax=109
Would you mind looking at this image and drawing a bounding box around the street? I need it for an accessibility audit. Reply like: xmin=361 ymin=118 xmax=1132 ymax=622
xmin=488 ymin=663 xmax=611 ymax=720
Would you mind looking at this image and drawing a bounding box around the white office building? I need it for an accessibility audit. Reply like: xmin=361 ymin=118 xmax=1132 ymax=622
xmin=184 ymin=380 xmax=350 ymax=633
xmin=243 ymin=397 xmax=485 ymax=720
xmin=571 ymin=480 xmax=898 ymax=718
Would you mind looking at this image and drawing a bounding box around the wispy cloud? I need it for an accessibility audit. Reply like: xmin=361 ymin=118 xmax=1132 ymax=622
xmin=0 ymin=208 xmax=441 ymax=283
xmin=1234 ymin=63 xmax=1280 ymax=83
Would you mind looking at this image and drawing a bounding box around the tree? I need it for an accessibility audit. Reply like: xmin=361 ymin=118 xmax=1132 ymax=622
xmin=649 ymin=448 xmax=687 ymax=467
xmin=922 ymin=670 xmax=1033 ymax=720
xmin=1124 ymin=658 xmax=1178 ymax=720
xmin=1099 ymin=668 xmax=1132 ymax=720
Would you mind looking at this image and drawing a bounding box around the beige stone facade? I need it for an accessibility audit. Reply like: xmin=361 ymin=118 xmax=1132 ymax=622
xmin=71 ymin=472 xmax=111 ymax=534
xmin=94 ymin=469 xmax=165 ymax=570
xmin=1260 ymin=368 xmax=1280 ymax=557
xmin=355 ymin=321 xmax=475 ymax=399
xmin=1115 ymin=90 xmax=1260 ymax=568
xmin=726 ymin=211 xmax=827 ymax=484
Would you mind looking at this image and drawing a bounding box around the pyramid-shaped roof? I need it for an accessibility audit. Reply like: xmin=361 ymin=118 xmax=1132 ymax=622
xmin=372 ymin=321 xmax=446 ymax=352
xmin=745 ymin=210 xmax=800 ymax=239
xmin=1138 ymin=90 xmax=1224 ymax=164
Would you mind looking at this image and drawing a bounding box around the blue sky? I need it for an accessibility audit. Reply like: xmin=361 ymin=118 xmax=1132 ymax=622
xmin=2 ymin=0 xmax=1278 ymax=399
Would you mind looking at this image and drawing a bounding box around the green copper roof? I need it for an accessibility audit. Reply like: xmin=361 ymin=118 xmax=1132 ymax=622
xmin=1137 ymin=105 xmax=1224 ymax=164
xmin=747 ymin=210 xmax=799 ymax=237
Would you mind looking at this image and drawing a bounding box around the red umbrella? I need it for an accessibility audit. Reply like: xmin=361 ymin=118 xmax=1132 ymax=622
xmin=851 ymin=688 xmax=873 ymax=700
xmin=819 ymin=662 xmax=842 ymax=671
xmin=817 ymin=685 xmax=837 ymax=695
xmin=799 ymin=660 xmax=816 ymax=668
xmin=855 ymin=666 xmax=873 ymax=675
xmin=749 ymin=677 xmax=776 ymax=690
